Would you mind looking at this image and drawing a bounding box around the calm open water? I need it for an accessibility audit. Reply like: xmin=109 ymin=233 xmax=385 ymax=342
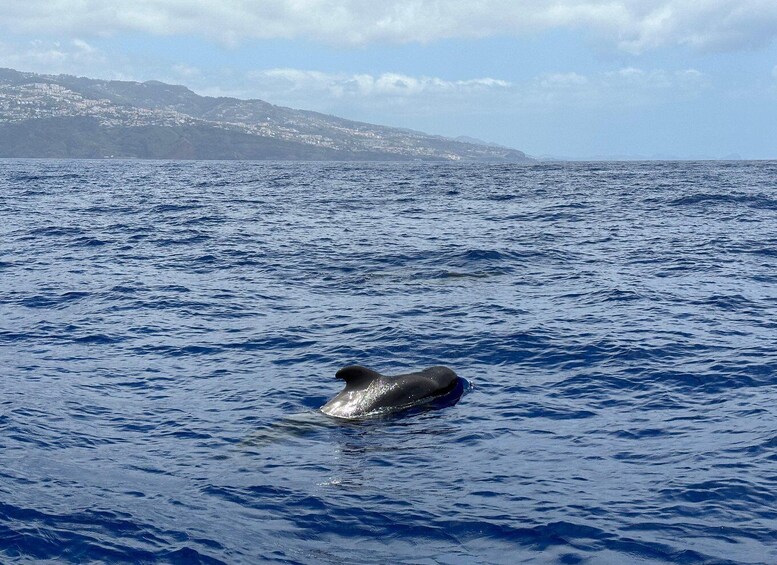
xmin=1 ymin=159 xmax=776 ymax=564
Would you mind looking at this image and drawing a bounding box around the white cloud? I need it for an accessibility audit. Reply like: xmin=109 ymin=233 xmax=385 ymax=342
xmin=0 ymin=1 xmax=776 ymax=52
xmin=512 ymin=66 xmax=708 ymax=110
xmin=602 ymin=67 xmax=708 ymax=89
xmin=250 ymin=69 xmax=510 ymax=99
xmin=538 ymin=72 xmax=589 ymax=89
xmin=172 ymin=63 xmax=201 ymax=79
xmin=237 ymin=66 xmax=708 ymax=117
xmin=0 ymin=38 xmax=107 ymax=75
xmin=238 ymin=69 xmax=515 ymax=116
xmin=71 ymin=38 xmax=96 ymax=53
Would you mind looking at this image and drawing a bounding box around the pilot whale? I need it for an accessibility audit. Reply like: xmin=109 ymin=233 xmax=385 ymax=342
xmin=320 ymin=365 xmax=465 ymax=419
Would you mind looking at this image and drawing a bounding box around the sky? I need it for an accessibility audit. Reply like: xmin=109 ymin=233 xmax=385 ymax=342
xmin=1 ymin=1 xmax=776 ymax=159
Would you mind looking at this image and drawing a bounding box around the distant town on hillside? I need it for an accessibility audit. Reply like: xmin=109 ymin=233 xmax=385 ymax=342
xmin=0 ymin=68 xmax=532 ymax=162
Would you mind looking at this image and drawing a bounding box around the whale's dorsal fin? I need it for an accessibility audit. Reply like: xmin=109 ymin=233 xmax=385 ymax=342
xmin=335 ymin=365 xmax=381 ymax=390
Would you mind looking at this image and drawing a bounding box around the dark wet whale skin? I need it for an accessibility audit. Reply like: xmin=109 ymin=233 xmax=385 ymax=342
xmin=320 ymin=365 xmax=464 ymax=419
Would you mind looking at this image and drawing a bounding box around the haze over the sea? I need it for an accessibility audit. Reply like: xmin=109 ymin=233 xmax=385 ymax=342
xmin=1 ymin=1 xmax=776 ymax=159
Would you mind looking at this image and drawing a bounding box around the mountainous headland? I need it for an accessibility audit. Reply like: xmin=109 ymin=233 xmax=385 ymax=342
xmin=0 ymin=68 xmax=532 ymax=162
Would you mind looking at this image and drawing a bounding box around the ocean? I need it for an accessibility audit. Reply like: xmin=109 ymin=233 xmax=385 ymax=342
xmin=1 ymin=159 xmax=775 ymax=564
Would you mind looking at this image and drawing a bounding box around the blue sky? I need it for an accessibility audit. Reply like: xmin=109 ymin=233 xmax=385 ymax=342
xmin=1 ymin=1 xmax=776 ymax=159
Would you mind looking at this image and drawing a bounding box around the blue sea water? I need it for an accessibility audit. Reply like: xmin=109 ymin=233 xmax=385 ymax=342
xmin=1 ymin=159 xmax=776 ymax=564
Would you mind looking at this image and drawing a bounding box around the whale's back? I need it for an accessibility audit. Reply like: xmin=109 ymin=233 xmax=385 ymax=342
xmin=321 ymin=365 xmax=462 ymax=419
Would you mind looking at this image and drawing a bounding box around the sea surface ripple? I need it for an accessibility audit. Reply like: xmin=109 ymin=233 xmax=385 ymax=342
xmin=1 ymin=159 xmax=776 ymax=564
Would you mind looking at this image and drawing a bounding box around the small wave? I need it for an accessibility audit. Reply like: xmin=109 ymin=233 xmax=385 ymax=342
xmin=20 ymin=291 xmax=91 ymax=309
xmin=660 ymin=478 xmax=775 ymax=507
xmin=154 ymin=234 xmax=212 ymax=246
xmin=71 ymin=334 xmax=123 ymax=345
xmin=109 ymin=283 xmax=147 ymax=294
xmin=9 ymin=172 xmax=83 ymax=182
xmin=28 ymin=226 xmax=84 ymax=237
xmin=150 ymin=203 xmax=205 ymax=213
xmin=487 ymin=193 xmax=519 ymax=201
xmin=672 ymin=192 xmax=777 ymax=209
xmin=71 ymin=236 xmax=108 ymax=247
xmin=692 ymin=293 xmax=759 ymax=312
